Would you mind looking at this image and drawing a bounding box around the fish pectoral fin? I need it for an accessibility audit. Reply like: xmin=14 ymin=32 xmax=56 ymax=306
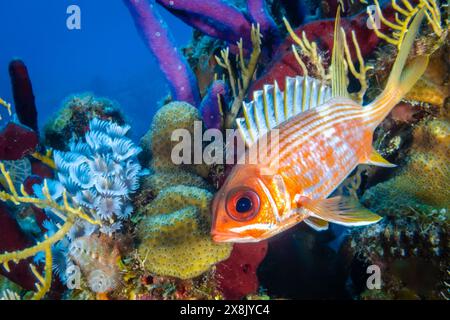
xmin=365 ymin=149 xmax=396 ymax=168
xmin=297 ymin=196 xmax=382 ymax=227
xmin=304 ymin=217 xmax=329 ymax=231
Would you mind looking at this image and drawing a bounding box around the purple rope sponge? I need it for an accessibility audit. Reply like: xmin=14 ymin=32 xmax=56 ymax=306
xmin=124 ymin=0 xmax=200 ymax=105
xmin=156 ymin=0 xmax=253 ymax=45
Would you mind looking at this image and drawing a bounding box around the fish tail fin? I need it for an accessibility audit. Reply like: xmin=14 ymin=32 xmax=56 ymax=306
xmin=364 ymin=7 xmax=429 ymax=129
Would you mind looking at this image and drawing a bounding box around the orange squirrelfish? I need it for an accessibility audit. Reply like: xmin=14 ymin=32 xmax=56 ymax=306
xmin=211 ymin=9 xmax=429 ymax=243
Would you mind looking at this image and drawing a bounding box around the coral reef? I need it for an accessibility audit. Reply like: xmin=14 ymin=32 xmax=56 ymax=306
xmin=345 ymin=212 xmax=448 ymax=299
xmin=0 ymin=0 xmax=448 ymax=301
xmin=362 ymin=117 xmax=449 ymax=210
xmin=0 ymin=203 xmax=37 ymax=291
xmin=215 ymin=25 xmax=262 ymax=128
xmin=250 ymin=6 xmax=392 ymax=94
xmin=8 ymin=59 xmax=38 ymax=133
xmin=44 ymin=93 xmax=126 ymax=151
xmin=372 ymin=37 xmax=449 ymax=109
xmin=0 ymin=158 xmax=31 ymax=190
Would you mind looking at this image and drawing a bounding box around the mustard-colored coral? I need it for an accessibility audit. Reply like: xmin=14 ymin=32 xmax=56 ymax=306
xmin=138 ymin=186 xmax=231 ymax=279
xmin=142 ymin=101 xmax=210 ymax=178
xmin=142 ymin=170 xmax=212 ymax=197
xmin=404 ymin=48 xmax=449 ymax=107
xmin=136 ymin=102 xmax=231 ymax=280
xmin=391 ymin=118 xmax=450 ymax=207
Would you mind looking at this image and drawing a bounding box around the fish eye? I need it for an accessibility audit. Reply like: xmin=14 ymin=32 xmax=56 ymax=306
xmin=226 ymin=188 xmax=260 ymax=221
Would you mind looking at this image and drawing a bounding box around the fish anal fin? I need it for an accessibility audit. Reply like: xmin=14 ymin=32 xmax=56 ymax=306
xmin=304 ymin=217 xmax=329 ymax=231
xmin=365 ymin=149 xmax=396 ymax=168
xmin=297 ymin=196 xmax=382 ymax=227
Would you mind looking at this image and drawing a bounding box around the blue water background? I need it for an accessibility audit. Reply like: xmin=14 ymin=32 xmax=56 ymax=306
xmin=0 ymin=0 xmax=192 ymax=140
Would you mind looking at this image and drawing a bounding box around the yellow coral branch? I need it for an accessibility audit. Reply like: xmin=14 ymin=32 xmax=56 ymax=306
xmin=216 ymin=24 xmax=262 ymax=129
xmin=30 ymin=245 xmax=52 ymax=300
xmin=283 ymin=17 xmax=329 ymax=81
xmin=215 ymin=48 xmax=237 ymax=98
xmin=0 ymin=97 xmax=12 ymax=120
xmin=30 ymin=149 xmax=56 ymax=169
xmin=0 ymin=162 xmax=99 ymax=225
xmin=0 ymin=162 xmax=102 ymax=299
xmin=340 ymin=28 xmax=374 ymax=103
xmin=0 ymin=218 xmax=74 ymax=270
xmin=291 ymin=45 xmax=309 ymax=77
xmin=368 ymin=0 xmax=445 ymax=50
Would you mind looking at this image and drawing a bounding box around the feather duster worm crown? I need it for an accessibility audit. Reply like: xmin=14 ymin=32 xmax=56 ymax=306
xmin=54 ymin=118 xmax=143 ymax=234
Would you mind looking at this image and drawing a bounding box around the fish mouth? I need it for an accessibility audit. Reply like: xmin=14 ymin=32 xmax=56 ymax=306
xmin=211 ymin=231 xmax=258 ymax=243
xmin=211 ymin=231 xmax=239 ymax=243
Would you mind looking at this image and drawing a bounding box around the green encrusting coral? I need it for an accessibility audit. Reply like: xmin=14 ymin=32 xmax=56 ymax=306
xmin=136 ymin=101 xmax=232 ymax=280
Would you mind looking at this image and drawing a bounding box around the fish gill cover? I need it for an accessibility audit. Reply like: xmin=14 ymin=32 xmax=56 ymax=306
xmin=0 ymin=0 xmax=448 ymax=301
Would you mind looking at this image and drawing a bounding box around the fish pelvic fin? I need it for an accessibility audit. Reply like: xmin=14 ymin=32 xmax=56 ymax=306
xmin=298 ymin=196 xmax=382 ymax=227
xmin=364 ymin=8 xmax=429 ymax=129
xmin=304 ymin=217 xmax=329 ymax=231
xmin=331 ymin=5 xmax=350 ymax=99
xmin=364 ymin=148 xmax=397 ymax=168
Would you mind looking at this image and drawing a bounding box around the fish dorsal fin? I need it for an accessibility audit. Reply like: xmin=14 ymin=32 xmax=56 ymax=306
xmin=236 ymin=76 xmax=332 ymax=147
xmin=365 ymin=149 xmax=397 ymax=168
xmin=331 ymin=6 xmax=349 ymax=99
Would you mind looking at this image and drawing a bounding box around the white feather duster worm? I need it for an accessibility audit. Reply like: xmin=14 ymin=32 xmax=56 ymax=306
xmin=54 ymin=118 xmax=144 ymax=235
